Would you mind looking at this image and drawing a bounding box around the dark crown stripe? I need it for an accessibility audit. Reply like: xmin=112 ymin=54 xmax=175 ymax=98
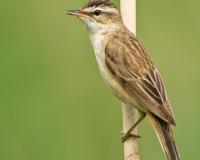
xmin=80 ymin=0 xmax=116 ymax=10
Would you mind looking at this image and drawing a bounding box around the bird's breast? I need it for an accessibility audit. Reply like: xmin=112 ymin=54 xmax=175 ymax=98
xmin=89 ymin=33 xmax=147 ymax=113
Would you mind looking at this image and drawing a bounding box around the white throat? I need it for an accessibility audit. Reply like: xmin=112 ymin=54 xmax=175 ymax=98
xmin=80 ymin=18 xmax=108 ymax=66
xmin=89 ymin=28 xmax=105 ymax=65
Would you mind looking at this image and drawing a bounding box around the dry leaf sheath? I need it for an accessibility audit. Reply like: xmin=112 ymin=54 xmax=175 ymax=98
xmin=66 ymin=0 xmax=180 ymax=159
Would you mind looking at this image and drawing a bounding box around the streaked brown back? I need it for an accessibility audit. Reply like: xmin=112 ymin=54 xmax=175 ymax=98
xmin=105 ymin=27 xmax=175 ymax=125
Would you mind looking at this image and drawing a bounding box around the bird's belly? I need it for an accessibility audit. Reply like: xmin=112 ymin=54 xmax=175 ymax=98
xmin=98 ymin=59 xmax=148 ymax=113
xmin=91 ymin=34 xmax=147 ymax=113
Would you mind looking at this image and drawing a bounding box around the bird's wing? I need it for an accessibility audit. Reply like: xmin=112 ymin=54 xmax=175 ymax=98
xmin=105 ymin=32 xmax=175 ymax=125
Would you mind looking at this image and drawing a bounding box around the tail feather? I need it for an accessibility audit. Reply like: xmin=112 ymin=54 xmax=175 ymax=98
xmin=149 ymin=113 xmax=180 ymax=160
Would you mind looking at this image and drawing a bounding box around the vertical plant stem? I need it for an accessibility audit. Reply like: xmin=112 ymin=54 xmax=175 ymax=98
xmin=120 ymin=0 xmax=139 ymax=160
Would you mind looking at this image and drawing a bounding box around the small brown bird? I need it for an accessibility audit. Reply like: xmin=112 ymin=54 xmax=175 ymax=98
xmin=66 ymin=0 xmax=180 ymax=159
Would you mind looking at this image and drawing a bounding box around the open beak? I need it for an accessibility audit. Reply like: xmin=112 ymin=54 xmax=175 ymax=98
xmin=65 ymin=10 xmax=89 ymax=17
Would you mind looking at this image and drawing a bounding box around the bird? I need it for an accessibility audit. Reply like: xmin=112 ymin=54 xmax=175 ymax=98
xmin=66 ymin=0 xmax=180 ymax=159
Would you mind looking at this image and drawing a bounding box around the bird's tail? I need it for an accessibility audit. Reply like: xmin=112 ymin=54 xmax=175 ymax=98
xmin=149 ymin=113 xmax=181 ymax=160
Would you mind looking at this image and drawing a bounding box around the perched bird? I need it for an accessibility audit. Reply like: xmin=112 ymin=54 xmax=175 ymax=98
xmin=66 ymin=0 xmax=180 ymax=159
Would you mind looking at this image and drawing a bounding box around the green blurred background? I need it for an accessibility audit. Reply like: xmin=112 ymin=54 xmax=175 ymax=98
xmin=0 ymin=0 xmax=199 ymax=159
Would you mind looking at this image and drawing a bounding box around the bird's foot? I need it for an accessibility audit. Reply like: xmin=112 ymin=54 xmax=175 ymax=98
xmin=120 ymin=131 xmax=141 ymax=142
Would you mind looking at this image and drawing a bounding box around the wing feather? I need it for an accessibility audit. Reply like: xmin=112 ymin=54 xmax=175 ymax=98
xmin=105 ymin=31 xmax=175 ymax=125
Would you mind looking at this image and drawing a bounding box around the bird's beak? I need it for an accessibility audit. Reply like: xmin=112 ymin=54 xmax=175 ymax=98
xmin=65 ymin=10 xmax=89 ymax=17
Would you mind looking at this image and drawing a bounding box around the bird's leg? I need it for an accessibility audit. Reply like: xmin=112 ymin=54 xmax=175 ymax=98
xmin=121 ymin=111 xmax=146 ymax=142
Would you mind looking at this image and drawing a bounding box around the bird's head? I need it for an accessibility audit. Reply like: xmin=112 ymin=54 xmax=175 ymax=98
xmin=66 ymin=0 xmax=123 ymax=34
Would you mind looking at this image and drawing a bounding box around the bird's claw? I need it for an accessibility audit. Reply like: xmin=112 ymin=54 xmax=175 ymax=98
xmin=120 ymin=131 xmax=141 ymax=142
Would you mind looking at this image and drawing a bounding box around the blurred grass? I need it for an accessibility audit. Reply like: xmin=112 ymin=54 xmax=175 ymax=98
xmin=0 ymin=0 xmax=199 ymax=159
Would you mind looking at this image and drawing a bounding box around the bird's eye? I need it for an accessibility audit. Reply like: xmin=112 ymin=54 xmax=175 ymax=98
xmin=94 ymin=10 xmax=101 ymax=16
